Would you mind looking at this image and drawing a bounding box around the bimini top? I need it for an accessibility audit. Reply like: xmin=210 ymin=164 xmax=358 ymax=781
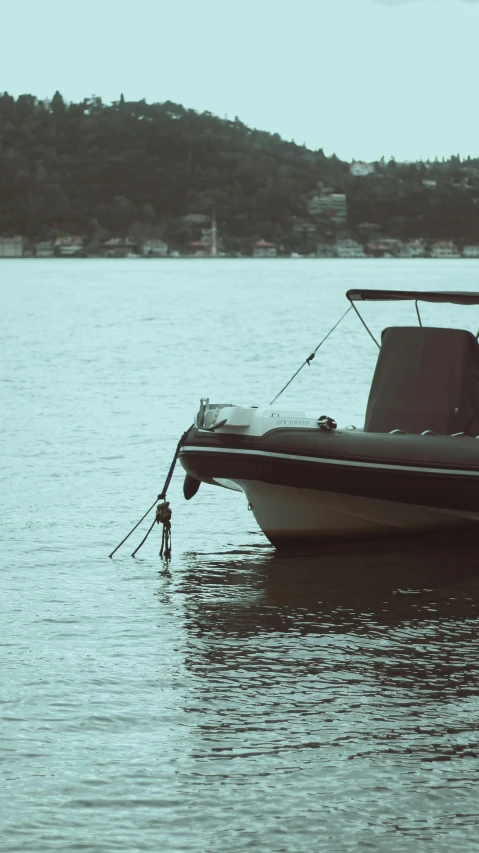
xmin=347 ymin=289 xmax=479 ymax=306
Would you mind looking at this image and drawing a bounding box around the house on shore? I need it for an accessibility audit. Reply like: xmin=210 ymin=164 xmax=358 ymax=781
xmin=54 ymin=236 xmax=84 ymax=257
xmin=336 ymin=239 xmax=365 ymax=258
xmin=142 ymin=239 xmax=168 ymax=257
xmin=0 ymin=236 xmax=24 ymax=257
xmin=253 ymin=239 xmax=277 ymax=258
xmin=398 ymin=240 xmax=427 ymax=258
xmin=188 ymin=241 xmax=209 ymax=257
xmin=103 ymin=237 xmax=137 ymax=257
xmin=35 ymin=241 xmax=54 ymax=258
xmin=429 ymin=241 xmax=460 ymax=259
xmin=365 ymin=238 xmax=404 ymax=258
xmin=462 ymin=245 xmax=479 ymax=258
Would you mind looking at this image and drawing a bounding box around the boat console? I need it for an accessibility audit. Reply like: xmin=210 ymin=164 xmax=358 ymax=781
xmin=365 ymin=326 xmax=479 ymax=436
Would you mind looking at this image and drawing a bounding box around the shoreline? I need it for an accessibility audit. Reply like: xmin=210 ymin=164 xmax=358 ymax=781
xmin=1 ymin=255 xmax=478 ymax=261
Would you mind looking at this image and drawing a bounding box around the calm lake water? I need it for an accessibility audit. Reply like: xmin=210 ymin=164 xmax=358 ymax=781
xmin=2 ymin=259 xmax=479 ymax=852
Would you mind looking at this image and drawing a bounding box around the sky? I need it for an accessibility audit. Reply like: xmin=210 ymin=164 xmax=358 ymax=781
xmin=1 ymin=0 xmax=478 ymax=162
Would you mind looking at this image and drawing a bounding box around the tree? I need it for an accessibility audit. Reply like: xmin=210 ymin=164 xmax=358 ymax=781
xmin=51 ymin=90 xmax=65 ymax=114
xmin=0 ymin=92 xmax=475 ymax=249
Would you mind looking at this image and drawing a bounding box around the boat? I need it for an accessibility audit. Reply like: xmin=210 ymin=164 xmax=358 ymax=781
xmin=179 ymin=289 xmax=479 ymax=547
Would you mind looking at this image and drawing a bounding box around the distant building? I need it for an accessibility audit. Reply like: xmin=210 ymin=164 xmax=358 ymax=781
xmin=365 ymin=243 xmax=388 ymax=258
xmin=103 ymin=237 xmax=136 ymax=257
xmin=376 ymin=237 xmax=402 ymax=252
xmin=35 ymin=241 xmax=54 ymax=258
xmin=365 ymin=237 xmax=403 ymax=257
xmin=335 ymin=239 xmax=365 ymax=259
xmin=253 ymin=239 xmax=277 ymax=258
xmin=422 ymin=180 xmax=437 ymax=189
xmin=188 ymin=241 xmax=209 ymax=257
xmin=0 ymin=236 xmax=23 ymax=258
xmin=429 ymin=241 xmax=460 ymax=259
xmin=308 ymin=193 xmax=347 ymax=224
xmin=142 ymin=239 xmax=168 ymax=257
xmin=398 ymin=240 xmax=427 ymax=258
xmin=350 ymin=161 xmax=375 ymax=177
xmin=54 ymin=236 xmax=84 ymax=257
xmin=462 ymin=245 xmax=479 ymax=258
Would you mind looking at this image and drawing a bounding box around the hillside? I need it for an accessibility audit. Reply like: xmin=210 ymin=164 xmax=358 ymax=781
xmin=1 ymin=91 xmax=479 ymax=253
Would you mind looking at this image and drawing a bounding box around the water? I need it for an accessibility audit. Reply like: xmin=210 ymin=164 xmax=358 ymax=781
xmin=2 ymin=258 xmax=479 ymax=852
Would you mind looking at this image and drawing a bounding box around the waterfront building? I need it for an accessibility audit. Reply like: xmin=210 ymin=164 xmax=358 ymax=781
xmin=35 ymin=241 xmax=54 ymax=258
xmin=142 ymin=239 xmax=168 ymax=257
xmin=188 ymin=241 xmax=209 ymax=257
xmin=377 ymin=238 xmax=403 ymax=252
xmin=335 ymin=239 xmax=365 ymax=258
xmin=253 ymin=239 xmax=277 ymax=258
xmin=398 ymin=240 xmax=427 ymax=258
xmin=365 ymin=243 xmax=390 ymax=258
xmin=54 ymin=236 xmax=84 ymax=256
xmin=462 ymin=245 xmax=479 ymax=258
xmin=429 ymin=241 xmax=460 ymax=258
xmin=365 ymin=238 xmax=404 ymax=257
xmin=102 ymin=237 xmax=136 ymax=257
xmin=0 ymin=236 xmax=24 ymax=257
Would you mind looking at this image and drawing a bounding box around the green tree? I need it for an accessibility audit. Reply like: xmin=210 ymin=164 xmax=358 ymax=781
xmin=51 ymin=90 xmax=65 ymax=113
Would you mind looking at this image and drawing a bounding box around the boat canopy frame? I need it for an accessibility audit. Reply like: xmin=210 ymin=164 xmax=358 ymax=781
xmin=347 ymin=289 xmax=479 ymax=305
xmin=346 ymin=290 xmax=479 ymax=348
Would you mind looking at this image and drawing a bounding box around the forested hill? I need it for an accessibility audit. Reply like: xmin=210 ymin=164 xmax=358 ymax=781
xmin=1 ymin=91 xmax=479 ymax=252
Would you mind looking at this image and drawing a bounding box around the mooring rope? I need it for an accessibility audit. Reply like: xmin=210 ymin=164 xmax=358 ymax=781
xmin=130 ymin=517 xmax=157 ymax=559
xmin=269 ymin=305 xmax=353 ymax=405
xmin=108 ymin=424 xmax=193 ymax=559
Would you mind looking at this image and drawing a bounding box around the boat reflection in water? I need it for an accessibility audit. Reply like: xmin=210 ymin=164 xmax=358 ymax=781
xmin=179 ymin=532 xmax=479 ymax=640
xmin=173 ymin=533 xmax=479 ymax=771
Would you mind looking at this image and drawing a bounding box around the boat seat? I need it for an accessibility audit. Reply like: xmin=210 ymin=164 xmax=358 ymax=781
xmin=365 ymin=326 xmax=479 ymax=436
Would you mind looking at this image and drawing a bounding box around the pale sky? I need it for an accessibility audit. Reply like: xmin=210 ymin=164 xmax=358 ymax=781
xmin=2 ymin=0 xmax=478 ymax=161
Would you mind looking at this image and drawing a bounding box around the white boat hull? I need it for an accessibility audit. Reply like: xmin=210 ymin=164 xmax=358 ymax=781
xmin=230 ymin=479 xmax=479 ymax=546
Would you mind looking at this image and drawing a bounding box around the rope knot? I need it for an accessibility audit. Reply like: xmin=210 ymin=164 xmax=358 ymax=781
xmin=156 ymin=501 xmax=172 ymax=525
xmin=156 ymin=501 xmax=172 ymax=559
